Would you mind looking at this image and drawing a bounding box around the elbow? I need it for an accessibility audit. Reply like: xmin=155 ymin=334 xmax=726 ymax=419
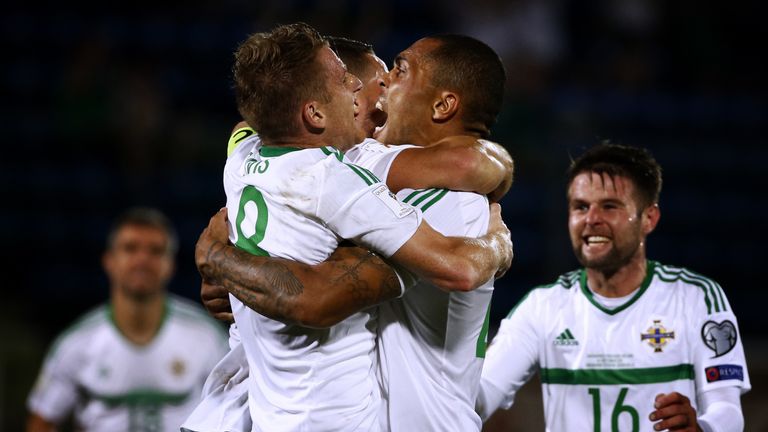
xmin=430 ymin=260 xmax=480 ymax=292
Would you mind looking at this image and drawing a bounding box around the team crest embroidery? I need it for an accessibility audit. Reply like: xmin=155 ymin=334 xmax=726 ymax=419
xmin=641 ymin=320 xmax=675 ymax=352
xmin=701 ymin=320 xmax=738 ymax=358
xmin=171 ymin=359 xmax=186 ymax=377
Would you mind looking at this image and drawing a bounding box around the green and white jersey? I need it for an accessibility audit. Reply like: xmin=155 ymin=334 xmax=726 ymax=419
xmin=223 ymin=131 xmax=422 ymax=432
xmin=478 ymin=261 xmax=751 ymax=432
xmin=348 ymin=140 xmax=494 ymax=432
xmin=27 ymin=295 xmax=229 ymax=432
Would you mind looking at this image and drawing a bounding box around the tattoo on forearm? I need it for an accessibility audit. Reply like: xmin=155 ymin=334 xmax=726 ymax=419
xmin=329 ymin=249 xmax=401 ymax=307
xmin=204 ymin=241 xmax=304 ymax=320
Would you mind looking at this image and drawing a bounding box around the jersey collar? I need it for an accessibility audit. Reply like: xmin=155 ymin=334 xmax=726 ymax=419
xmin=579 ymin=260 xmax=656 ymax=315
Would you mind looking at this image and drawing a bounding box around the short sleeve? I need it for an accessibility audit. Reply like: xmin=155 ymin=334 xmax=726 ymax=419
xmin=27 ymin=337 xmax=81 ymax=423
xmin=316 ymin=156 xmax=423 ymax=258
xmin=344 ymin=139 xmax=415 ymax=181
xmin=689 ymin=279 xmax=751 ymax=396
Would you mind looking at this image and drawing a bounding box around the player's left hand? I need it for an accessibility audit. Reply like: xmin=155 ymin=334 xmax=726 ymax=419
xmin=649 ymin=392 xmax=702 ymax=431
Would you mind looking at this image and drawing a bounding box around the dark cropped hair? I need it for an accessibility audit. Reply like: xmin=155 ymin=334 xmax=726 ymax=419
xmin=233 ymin=22 xmax=330 ymax=141
xmin=106 ymin=207 xmax=178 ymax=255
xmin=424 ymin=34 xmax=506 ymax=137
xmin=567 ymin=142 xmax=663 ymax=210
xmin=327 ymin=36 xmax=375 ymax=79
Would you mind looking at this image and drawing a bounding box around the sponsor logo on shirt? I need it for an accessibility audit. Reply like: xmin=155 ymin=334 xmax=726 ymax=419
xmin=705 ymin=364 xmax=744 ymax=383
xmin=701 ymin=320 xmax=738 ymax=358
xmin=553 ymin=328 xmax=579 ymax=346
xmin=372 ymin=184 xmax=414 ymax=218
xmin=641 ymin=320 xmax=675 ymax=353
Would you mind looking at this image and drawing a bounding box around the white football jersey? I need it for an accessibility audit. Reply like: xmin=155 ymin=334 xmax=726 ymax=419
xmin=478 ymin=261 xmax=751 ymax=432
xmin=27 ymin=295 xmax=229 ymax=432
xmin=223 ymin=130 xmax=422 ymax=432
xmin=348 ymin=140 xmax=494 ymax=432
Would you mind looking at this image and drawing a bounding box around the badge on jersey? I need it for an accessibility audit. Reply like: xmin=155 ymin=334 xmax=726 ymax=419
xmin=701 ymin=320 xmax=738 ymax=358
xmin=705 ymin=364 xmax=744 ymax=383
xmin=171 ymin=359 xmax=187 ymax=377
xmin=641 ymin=320 xmax=675 ymax=352
xmin=372 ymin=184 xmax=415 ymax=218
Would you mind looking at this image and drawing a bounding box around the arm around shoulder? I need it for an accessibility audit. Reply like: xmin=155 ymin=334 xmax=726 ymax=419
xmin=387 ymin=136 xmax=513 ymax=199
xmin=390 ymin=203 xmax=513 ymax=292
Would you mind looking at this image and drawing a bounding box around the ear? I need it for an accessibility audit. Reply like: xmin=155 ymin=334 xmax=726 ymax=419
xmin=642 ymin=203 xmax=660 ymax=235
xmin=302 ymin=100 xmax=326 ymax=131
xmin=431 ymin=91 xmax=459 ymax=122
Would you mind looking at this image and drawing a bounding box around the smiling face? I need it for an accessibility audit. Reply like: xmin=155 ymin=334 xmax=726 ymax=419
xmin=567 ymin=172 xmax=658 ymax=273
xmin=374 ymin=38 xmax=441 ymax=145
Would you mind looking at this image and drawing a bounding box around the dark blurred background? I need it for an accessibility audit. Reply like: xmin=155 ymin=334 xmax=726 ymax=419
xmin=2 ymin=1 xmax=766 ymax=430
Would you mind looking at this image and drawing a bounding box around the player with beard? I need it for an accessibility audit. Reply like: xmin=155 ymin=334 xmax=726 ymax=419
xmin=26 ymin=208 xmax=228 ymax=432
xmin=477 ymin=143 xmax=750 ymax=432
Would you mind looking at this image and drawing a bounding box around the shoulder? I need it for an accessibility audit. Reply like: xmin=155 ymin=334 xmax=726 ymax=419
xmin=166 ymin=295 xmax=227 ymax=338
xmin=47 ymin=304 xmax=109 ymax=359
xmin=505 ymin=269 xmax=581 ymax=318
xmin=651 ymin=261 xmax=731 ymax=315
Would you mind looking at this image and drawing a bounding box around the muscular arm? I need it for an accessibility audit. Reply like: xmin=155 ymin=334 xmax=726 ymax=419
xmin=389 ymin=202 xmax=512 ymax=292
xmin=197 ymin=211 xmax=401 ymax=328
xmin=387 ymin=136 xmax=514 ymax=202
xmin=198 ymin=203 xmax=512 ymax=325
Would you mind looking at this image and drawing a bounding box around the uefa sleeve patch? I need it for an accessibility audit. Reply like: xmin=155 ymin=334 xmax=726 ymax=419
xmin=372 ymin=184 xmax=414 ymax=219
xmin=704 ymin=364 xmax=744 ymax=383
xmin=701 ymin=320 xmax=738 ymax=358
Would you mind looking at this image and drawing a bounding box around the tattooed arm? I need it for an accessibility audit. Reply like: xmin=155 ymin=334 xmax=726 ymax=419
xmin=196 ymin=209 xmax=401 ymax=329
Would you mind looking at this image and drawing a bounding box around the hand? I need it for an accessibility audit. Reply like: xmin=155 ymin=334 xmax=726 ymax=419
xmin=482 ymin=139 xmax=514 ymax=203
xmin=195 ymin=208 xmax=231 ymax=281
xmin=201 ymin=279 xmax=234 ymax=323
xmin=488 ymin=203 xmax=513 ymax=279
xmin=649 ymin=392 xmax=702 ymax=431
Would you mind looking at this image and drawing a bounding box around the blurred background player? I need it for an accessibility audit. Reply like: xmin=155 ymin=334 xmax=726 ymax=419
xmin=26 ymin=207 xmax=228 ymax=432
xmin=477 ymin=143 xmax=750 ymax=432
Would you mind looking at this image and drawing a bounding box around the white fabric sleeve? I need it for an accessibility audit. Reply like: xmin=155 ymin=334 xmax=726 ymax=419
xmin=476 ymin=292 xmax=540 ymax=421
xmin=317 ymin=156 xmax=422 ymax=258
xmin=696 ymin=387 xmax=744 ymax=432
xmin=26 ymin=338 xmax=80 ymax=423
xmin=689 ymin=280 xmax=751 ymax=395
xmin=344 ymin=139 xmax=416 ymax=182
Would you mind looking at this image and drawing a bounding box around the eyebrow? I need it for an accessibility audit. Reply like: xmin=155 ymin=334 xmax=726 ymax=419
xmin=393 ymin=55 xmax=406 ymax=66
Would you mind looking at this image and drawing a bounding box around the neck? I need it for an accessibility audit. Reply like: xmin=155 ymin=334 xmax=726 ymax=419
xmin=262 ymin=133 xmax=326 ymax=149
xmin=111 ymin=289 xmax=166 ymax=345
xmin=585 ymin=254 xmax=648 ymax=298
xmin=384 ymin=122 xmax=482 ymax=147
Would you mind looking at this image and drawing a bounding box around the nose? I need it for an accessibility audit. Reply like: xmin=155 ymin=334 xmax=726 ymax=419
xmin=585 ymin=205 xmax=602 ymax=225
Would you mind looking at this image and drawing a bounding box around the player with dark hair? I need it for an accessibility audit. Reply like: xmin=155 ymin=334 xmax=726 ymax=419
xmin=26 ymin=208 xmax=228 ymax=432
xmin=477 ymin=143 xmax=750 ymax=432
